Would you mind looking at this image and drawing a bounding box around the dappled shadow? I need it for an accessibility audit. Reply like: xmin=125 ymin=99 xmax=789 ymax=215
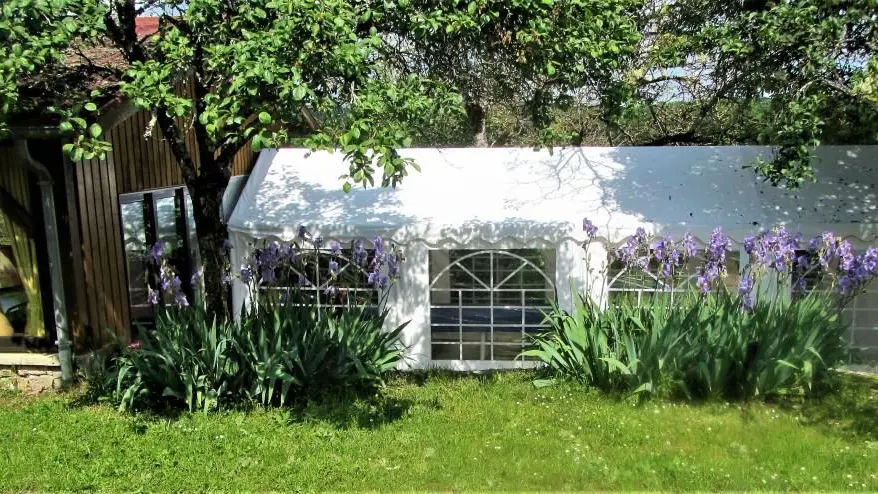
xmin=229 ymin=149 xmax=418 ymax=241
xmin=286 ymin=393 xmax=441 ymax=430
xmin=773 ymin=373 xmax=878 ymax=440
xmin=598 ymin=145 xmax=878 ymax=244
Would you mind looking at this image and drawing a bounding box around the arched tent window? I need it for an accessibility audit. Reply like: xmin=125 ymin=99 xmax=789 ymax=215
xmin=258 ymin=248 xmax=380 ymax=310
xmin=792 ymin=249 xmax=878 ymax=358
xmin=429 ymin=249 xmax=555 ymax=361
xmin=607 ymin=252 xmax=741 ymax=306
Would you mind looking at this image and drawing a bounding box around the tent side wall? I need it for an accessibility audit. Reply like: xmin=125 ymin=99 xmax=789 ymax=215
xmin=229 ymin=146 xmax=878 ymax=368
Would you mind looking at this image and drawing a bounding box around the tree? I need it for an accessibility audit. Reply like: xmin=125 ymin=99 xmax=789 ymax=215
xmin=376 ymin=0 xmax=643 ymax=147
xmin=609 ymin=0 xmax=878 ymax=186
xmin=2 ymin=0 xmax=651 ymax=319
xmin=3 ymin=0 xmax=461 ymax=319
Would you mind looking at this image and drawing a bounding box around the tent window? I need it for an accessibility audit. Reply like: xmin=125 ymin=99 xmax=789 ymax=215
xmin=120 ymin=188 xmax=199 ymax=331
xmin=258 ymin=248 xmax=380 ymax=308
xmin=793 ymin=249 xmax=877 ymax=352
xmin=607 ymin=251 xmax=740 ymax=305
xmin=429 ymin=249 xmax=555 ymax=361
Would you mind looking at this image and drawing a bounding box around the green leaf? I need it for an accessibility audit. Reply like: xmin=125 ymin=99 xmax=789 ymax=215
xmin=84 ymin=102 xmax=97 ymax=112
xmin=59 ymin=121 xmax=73 ymax=133
xmin=258 ymin=112 xmax=272 ymax=124
xmin=89 ymin=123 xmax=102 ymax=138
xmin=292 ymin=86 xmax=307 ymax=101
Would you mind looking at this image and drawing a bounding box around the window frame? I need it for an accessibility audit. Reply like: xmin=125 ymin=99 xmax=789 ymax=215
xmin=428 ymin=248 xmax=556 ymax=362
xmin=255 ymin=247 xmax=382 ymax=310
xmin=119 ymin=187 xmax=198 ymax=330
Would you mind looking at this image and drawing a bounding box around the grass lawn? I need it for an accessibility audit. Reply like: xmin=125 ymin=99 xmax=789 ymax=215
xmin=1 ymin=371 xmax=877 ymax=491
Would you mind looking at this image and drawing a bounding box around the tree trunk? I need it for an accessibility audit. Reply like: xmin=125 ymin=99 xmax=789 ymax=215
xmin=189 ymin=174 xmax=230 ymax=322
xmin=465 ymin=101 xmax=488 ymax=147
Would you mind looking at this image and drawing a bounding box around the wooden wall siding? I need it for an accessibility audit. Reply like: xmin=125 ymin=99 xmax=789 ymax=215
xmin=111 ymin=109 xmax=255 ymax=193
xmin=75 ymin=150 xmax=130 ymax=344
xmin=231 ymin=144 xmax=256 ymax=176
xmin=72 ymin=94 xmax=258 ymax=343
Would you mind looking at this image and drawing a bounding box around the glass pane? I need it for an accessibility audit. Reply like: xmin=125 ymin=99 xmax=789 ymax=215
xmin=184 ymin=193 xmax=202 ymax=304
xmin=431 ymin=344 xmax=460 ymax=360
xmin=154 ymin=196 xmax=180 ymax=245
xmin=429 ymin=249 xmax=555 ymax=361
xmin=120 ymin=201 xmax=152 ymax=322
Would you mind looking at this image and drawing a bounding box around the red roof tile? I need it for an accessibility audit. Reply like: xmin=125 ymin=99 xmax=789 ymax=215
xmin=135 ymin=17 xmax=160 ymax=39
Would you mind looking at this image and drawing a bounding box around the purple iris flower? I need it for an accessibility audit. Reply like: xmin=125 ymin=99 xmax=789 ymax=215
xmin=582 ymin=218 xmax=598 ymax=238
xmin=261 ymin=268 xmax=276 ymax=284
xmin=683 ymin=232 xmax=697 ymax=258
xmin=240 ymin=266 xmax=253 ymax=283
xmin=738 ymin=276 xmax=755 ymax=311
xmin=149 ymin=241 xmax=165 ymax=264
xmin=367 ymin=271 xmax=380 ymax=286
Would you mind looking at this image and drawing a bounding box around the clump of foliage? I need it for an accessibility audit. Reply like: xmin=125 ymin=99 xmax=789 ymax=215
xmin=525 ymin=219 xmax=875 ymax=399
xmin=107 ymin=230 xmax=406 ymax=412
xmin=529 ymin=291 xmax=849 ymax=399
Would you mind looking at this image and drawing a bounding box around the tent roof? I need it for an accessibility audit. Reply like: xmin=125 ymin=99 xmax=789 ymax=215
xmin=228 ymin=146 xmax=878 ymax=246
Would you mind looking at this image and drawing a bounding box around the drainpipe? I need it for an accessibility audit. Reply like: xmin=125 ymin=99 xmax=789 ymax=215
xmin=11 ymin=139 xmax=74 ymax=386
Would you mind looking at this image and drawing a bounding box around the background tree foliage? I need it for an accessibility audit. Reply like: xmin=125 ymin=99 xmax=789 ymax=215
xmin=375 ymin=0 xmax=642 ymax=146
xmin=619 ymin=0 xmax=878 ymax=186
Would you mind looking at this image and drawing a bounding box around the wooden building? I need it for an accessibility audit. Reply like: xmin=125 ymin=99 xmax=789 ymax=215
xmin=0 ymin=82 xmax=257 ymax=354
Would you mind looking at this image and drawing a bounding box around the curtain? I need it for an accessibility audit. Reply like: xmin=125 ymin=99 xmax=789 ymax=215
xmin=0 ymin=159 xmax=45 ymax=338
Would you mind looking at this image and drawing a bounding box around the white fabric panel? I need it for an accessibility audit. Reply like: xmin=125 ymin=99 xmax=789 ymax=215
xmin=229 ymin=230 xmax=252 ymax=323
xmin=225 ymin=145 xmax=878 ymax=368
xmin=228 ymin=146 xmax=878 ymax=247
xmin=388 ymin=241 xmax=431 ymax=369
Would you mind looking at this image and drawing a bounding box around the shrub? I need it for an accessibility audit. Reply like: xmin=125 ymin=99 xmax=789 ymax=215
xmin=106 ymin=229 xmax=407 ymax=412
xmin=114 ymin=308 xmax=247 ymax=412
xmin=527 ymin=290 xmax=850 ymax=399
xmin=238 ymin=297 xmax=407 ymax=406
xmin=526 ymin=220 xmax=866 ymax=400
xmin=111 ymin=301 xmax=406 ymax=412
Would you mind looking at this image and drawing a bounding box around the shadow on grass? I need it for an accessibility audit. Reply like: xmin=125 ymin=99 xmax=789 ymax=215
xmin=287 ymin=393 xmax=443 ymax=430
xmin=774 ymin=373 xmax=878 ymax=440
xmin=386 ymin=368 xmax=521 ymax=387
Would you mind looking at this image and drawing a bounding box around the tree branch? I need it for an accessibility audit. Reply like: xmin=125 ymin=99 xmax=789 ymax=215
xmin=214 ymin=140 xmax=246 ymax=176
xmin=153 ymin=110 xmax=198 ymax=185
xmin=639 ymin=130 xmax=706 ymax=146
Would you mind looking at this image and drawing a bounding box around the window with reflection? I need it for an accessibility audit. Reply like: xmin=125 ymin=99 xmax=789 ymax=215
xmin=120 ymin=188 xmax=199 ymax=330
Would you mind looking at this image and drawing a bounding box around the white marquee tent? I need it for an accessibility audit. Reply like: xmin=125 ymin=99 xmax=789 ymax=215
xmin=228 ymin=146 xmax=878 ymax=369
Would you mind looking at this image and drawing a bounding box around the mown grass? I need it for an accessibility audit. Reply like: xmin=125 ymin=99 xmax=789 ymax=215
xmin=1 ymin=371 xmax=877 ymax=491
